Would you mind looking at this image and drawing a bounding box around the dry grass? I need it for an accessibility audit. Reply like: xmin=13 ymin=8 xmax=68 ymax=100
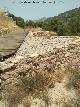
xmin=0 ymin=11 xmax=18 ymax=34
xmin=65 ymin=66 xmax=80 ymax=90
xmin=1 ymin=70 xmax=53 ymax=107
xmin=0 ymin=21 xmax=17 ymax=31
xmin=0 ymin=11 xmax=5 ymax=16
xmin=49 ymin=31 xmax=58 ymax=36
xmin=63 ymin=66 xmax=80 ymax=107
xmin=1 ymin=65 xmax=80 ymax=107
xmin=1 ymin=68 xmax=67 ymax=107
xmin=19 ymin=70 xmax=54 ymax=93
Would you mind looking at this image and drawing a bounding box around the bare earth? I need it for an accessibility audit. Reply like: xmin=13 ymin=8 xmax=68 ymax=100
xmin=0 ymin=29 xmax=26 ymax=57
xmin=0 ymin=30 xmax=80 ymax=107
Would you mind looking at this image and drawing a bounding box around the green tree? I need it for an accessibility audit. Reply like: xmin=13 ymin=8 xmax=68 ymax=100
xmin=16 ymin=17 xmax=25 ymax=28
xmin=7 ymin=12 xmax=25 ymax=28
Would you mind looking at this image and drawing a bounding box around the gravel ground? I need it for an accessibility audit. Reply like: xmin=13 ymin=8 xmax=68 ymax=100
xmin=0 ymin=31 xmax=80 ymax=107
xmin=16 ymin=31 xmax=78 ymax=57
xmin=0 ymin=31 xmax=80 ymax=70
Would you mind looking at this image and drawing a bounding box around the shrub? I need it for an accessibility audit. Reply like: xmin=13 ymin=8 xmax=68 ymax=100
xmin=19 ymin=71 xmax=54 ymax=93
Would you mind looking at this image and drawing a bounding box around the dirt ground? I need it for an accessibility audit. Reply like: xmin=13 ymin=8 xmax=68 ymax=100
xmin=0 ymin=29 xmax=26 ymax=57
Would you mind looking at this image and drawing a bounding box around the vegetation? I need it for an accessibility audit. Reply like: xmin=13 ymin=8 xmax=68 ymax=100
xmin=25 ymin=7 xmax=80 ymax=36
xmin=8 ymin=13 xmax=25 ymax=28
xmin=65 ymin=65 xmax=80 ymax=91
xmin=64 ymin=65 xmax=80 ymax=107
xmin=2 ymin=70 xmax=53 ymax=107
xmin=41 ymin=7 xmax=80 ymax=36
xmin=2 ymin=65 xmax=80 ymax=107
xmin=7 ymin=7 xmax=80 ymax=35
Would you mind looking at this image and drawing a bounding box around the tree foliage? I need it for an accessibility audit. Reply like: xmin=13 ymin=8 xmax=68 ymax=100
xmin=8 ymin=13 xmax=25 ymax=28
xmin=7 ymin=7 xmax=80 ymax=36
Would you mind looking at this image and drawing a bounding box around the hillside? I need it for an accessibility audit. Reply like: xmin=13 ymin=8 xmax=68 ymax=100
xmin=27 ymin=7 xmax=80 ymax=36
xmin=57 ymin=7 xmax=80 ymax=19
xmin=0 ymin=9 xmax=80 ymax=107
xmin=0 ymin=29 xmax=80 ymax=107
xmin=43 ymin=7 xmax=80 ymax=36
xmin=41 ymin=7 xmax=80 ymax=22
xmin=0 ymin=10 xmax=28 ymax=60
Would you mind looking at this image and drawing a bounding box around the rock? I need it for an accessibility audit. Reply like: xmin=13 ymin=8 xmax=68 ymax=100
xmin=1 ymin=30 xmax=80 ymax=107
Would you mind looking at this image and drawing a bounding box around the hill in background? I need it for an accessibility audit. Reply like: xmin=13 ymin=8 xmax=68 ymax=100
xmin=26 ymin=7 xmax=80 ymax=36
xmin=6 ymin=7 xmax=80 ymax=36
xmin=41 ymin=7 xmax=80 ymax=36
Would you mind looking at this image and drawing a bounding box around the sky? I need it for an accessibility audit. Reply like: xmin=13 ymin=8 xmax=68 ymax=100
xmin=0 ymin=0 xmax=80 ymax=20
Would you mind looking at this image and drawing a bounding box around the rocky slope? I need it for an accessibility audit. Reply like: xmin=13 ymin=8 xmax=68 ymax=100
xmin=0 ymin=30 xmax=80 ymax=107
xmin=0 ymin=30 xmax=80 ymax=69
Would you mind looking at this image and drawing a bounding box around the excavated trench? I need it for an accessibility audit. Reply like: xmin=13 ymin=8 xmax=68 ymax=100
xmin=0 ymin=29 xmax=29 ymax=62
